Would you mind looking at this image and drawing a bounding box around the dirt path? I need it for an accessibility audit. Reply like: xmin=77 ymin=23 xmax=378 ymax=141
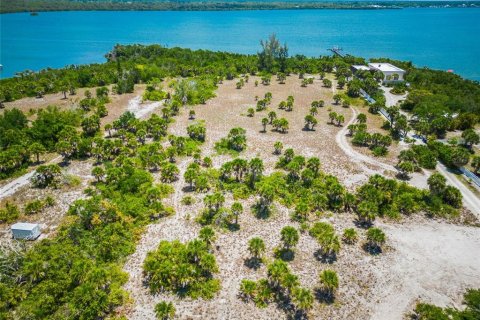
xmin=0 ymin=156 xmax=62 ymax=202
xmin=335 ymin=107 xmax=396 ymax=174
xmin=437 ymin=163 xmax=480 ymax=217
xmin=127 ymin=96 xmax=164 ymax=119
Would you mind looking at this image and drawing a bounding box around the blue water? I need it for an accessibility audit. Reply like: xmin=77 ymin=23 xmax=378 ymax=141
xmin=1 ymin=9 xmax=480 ymax=80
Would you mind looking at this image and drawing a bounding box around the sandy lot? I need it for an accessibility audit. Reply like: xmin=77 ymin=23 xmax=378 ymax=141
xmin=118 ymin=76 xmax=480 ymax=319
xmin=1 ymin=75 xmax=479 ymax=320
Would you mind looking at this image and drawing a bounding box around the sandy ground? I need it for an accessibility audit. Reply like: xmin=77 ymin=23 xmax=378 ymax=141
xmin=2 ymin=75 xmax=479 ymax=319
xmin=370 ymin=220 xmax=480 ymax=320
xmin=0 ymin=159 xmax=93 ymax=249
xmin=118 ymin=76 xmax=480 ymax=319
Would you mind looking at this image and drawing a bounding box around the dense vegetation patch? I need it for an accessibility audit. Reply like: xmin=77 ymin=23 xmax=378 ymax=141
xmin=143 ymin=237 xmax=220 ymax=299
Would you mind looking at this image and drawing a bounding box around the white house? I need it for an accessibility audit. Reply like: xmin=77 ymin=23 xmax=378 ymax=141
xmin=11 ymin=222 xmax=41 ymax=240
xmin=368 ymin=63 xmax=406 ymax=83
xmin=351 ymin=65 xmax=371 ymax=73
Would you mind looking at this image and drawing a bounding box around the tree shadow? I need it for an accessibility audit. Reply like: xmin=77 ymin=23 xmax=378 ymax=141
xmin=353 ymin=218 xmax=373 ymax=229
xmin=314 ymin=288 xmax=335 ymax=304
xmin=395 ymin=172 xmax=411 ymax=181
xmin=251 ymin=202 xmax=271 ymax=219
xmin=274 ymin=248 xmax=295 ymax=262
xmin=363 ymin=243 xmax=382 ymax=255
xmin=301 ymin=127 xmax=316 ymax=132
xmin=313 ymin=249 xmax=337 ymax=264
xmin=182 ymin=185 xmax=195 ymax=192
xmin=227 ymin=223 xmax=240 ymax=232
xmin=244 ymin=257 xmax=262 ymax=270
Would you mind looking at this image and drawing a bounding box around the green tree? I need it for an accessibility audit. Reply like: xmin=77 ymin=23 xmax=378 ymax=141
xmin=292 ymin=287 xmax=314 ymax=315
xmin=261 ymin=118 xmax=268 ymax=132
xmin=29 ymin=142 xmax=46 ymax=163
xmin=280 ymin=226 xmax=299 ymax=250
xmin=274 ymin=141 xmax=283 ymax=155
xmin=427 ymin=172 xmax=446 ymax=195
xmin=333 ymin=94 xmax=342 ymax=105
xmin=92 ymin=166 xmax=105 ymax=183
xmin=248 ymin=237 xmax=266 ymax=259
xmin=258 ymin=34 xmax=288 ymax=73
xmin=366 ymin=227 xmax=386 ymax=252
xmin=472 ymin=156 xmax=480 ymax=174
xmin=199 ymin=226 xmax=216 ymax=249
xmin=231 ymin=202 xmax=243 ymax=225
xmin=319 ymin=269 xmax=339 ymax=298
xmin=155 ymin=301 xmax=175 ymax=320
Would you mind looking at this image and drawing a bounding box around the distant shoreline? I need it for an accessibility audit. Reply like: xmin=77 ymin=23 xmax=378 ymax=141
xmin=2 ymin=1 xmax=479 ymax=14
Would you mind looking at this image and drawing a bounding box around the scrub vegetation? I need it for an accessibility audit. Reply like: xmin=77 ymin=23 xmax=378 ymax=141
xmin=0 ymin=35 xmax=479 ymax=320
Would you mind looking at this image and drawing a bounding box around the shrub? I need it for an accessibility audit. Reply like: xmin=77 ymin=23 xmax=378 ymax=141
xmin=24 ymin=200 xmax=45 ymax=215
xmin=155 ymin=301 xmax=175 ymax=320
xmin=0 ymin=202 xmax=20 ymax=224
xmin=143 ymin=239 xmax=220 ymax=299
xmin=181 ymin=196 xmax=195 ymax=205
xmin=342 ymin=228 xmax=358 ymax=244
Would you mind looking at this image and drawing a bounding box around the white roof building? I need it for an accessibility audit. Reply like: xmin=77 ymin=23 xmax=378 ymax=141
xmin=351 ymin=65 xmax=370 ymax=72
xmin=11 ymin=222 xmax=41 ymax=240
xmin=368 ymin=63 xmax=406 ymax=82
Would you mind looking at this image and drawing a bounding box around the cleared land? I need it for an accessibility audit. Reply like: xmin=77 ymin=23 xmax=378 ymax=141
xmin=1 ymin=75 xmax=479 ymax=319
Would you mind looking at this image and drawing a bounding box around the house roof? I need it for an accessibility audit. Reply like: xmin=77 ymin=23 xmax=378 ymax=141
xmin=11 ymin=222 xmax=39 ymax=231
xmin=352 ymin=65 xmax=370 ymax=71
xmin=368 ymin=63 xmax=405 ymax=73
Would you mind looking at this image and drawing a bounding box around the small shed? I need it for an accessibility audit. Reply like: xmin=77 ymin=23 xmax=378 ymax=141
xmin=11 ymin=222 xmax=41 ymax=240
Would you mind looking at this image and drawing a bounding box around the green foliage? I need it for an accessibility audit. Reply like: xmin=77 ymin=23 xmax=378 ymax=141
xmin=319 ymin=269 xmax=339 ymax=297
xmin=31 ymin=164 xmax=62 ymax=188
xmin=240 ymin=259 xmax=312 ymax=315
xmin=309 ymin=222 xmax=340 ymax=259
xmin=143 ymin=239 xmax=220 ymax=299
xmin=412 ymin=288 xmax=480 ymax=320
xmin=342 ymin=228 xmax=358 ymax=244
xmin=155 ymin=301 xmax=176 ymax=320
xmin=24 ymin=199 xmax=46 ymax=215
xmin=0 ymin=202 xmax=20 ymax=224
xmin=215 ymin=127 xmax=247 ymax=153
xmin=248 ymin=237 xmax=266 ymax=259
xmin=187 ymin=122 xmax=206 ymax=142
xmin=365 ymin=227 xmax=386 ymax=252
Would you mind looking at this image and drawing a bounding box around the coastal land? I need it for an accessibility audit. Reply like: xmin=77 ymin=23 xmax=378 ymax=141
xmin=1 ymin=0 xmax=479 ymax=13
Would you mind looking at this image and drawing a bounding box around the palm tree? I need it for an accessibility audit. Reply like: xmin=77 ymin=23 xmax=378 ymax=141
xmin=366 ymin=227 xmax=386 ymax=252
xmin=292 ymin=287 xmax=314 ymax=315
xmin=268 ymin=111 xmax=277 ymax=124
xmin=29 ymin=142 xmax=46 ymax=164
xmin=342 ymin=228 xmax=358 ymax=244
xmin=427 ymin=172 xmax=446 ymax=195
xmin=249 ymin=158 xmax=264 ymax=186
xmin=336 ymin=114 xmax=345 ymax=126
xmin=231 ymin=202 xmax=243 ymax=225
xmin=91 ymin=166 xmax=105 ymax=183
xmin=155 ymin=301 xmax=175 ymax=320
xmin=333 ymin=94 xmax=342 ymax=105
xmin=248 ymin=237 xmax=265 ymax=259
xmin=199 ymin=226 xmax=216 ymax=248
xmin=319 ymin=269 xmax=339 ymax=298
xmin=261 ymin=118 xmax=268 ymax=132
xmin=280 ymin=226 xmax=299 ymax=250
xmin=306 ymin=157 xmax=321 ymax=176
xmin=274 ymin=141 xmax=283 ymax=155
xmin=267 ymin=259 xmax=289 ymax=288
